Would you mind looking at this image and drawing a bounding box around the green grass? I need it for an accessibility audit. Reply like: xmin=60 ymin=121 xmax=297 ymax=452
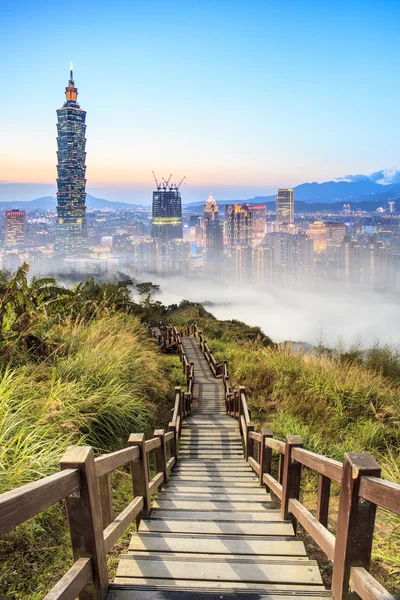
xmin=0 ymin=313 xmax=181 ymax=599
xmin=167 ymin=306 xmax=400 ymax=592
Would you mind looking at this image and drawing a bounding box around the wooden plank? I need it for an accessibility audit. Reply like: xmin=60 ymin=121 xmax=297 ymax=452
xmin=95 ymin=446 xmax=139 ymax=478
xmin=359 ymin=476 xmax=400 ymax=516
xmin=98 ymin=472 xmax=113 ymax=529
xmin=145 ymin=437 xmax=161 ymax=453
xmin=116 ymin=555 xmax=323 ymax=585
xmin=316 ymin=474 xmax=331 ymax=528
xmin=263 ymin=473 xmax=283 ymax=500
xmin=108 ymin=586 xmax=330 ymax=598
xmin=152 ymin=500 xmax=274 ymax=512
xmin=43 ymin=557 xmax=92 ymax=600
xmin=128 ymin=551 xmax=312 ymax=562
xmin=163 ymin=486 xmax=265 ymax=494
xmin=129 ymin=434 xmax=150 ymax=520
xmin=158 ymin=493 xmax=272 ymax=502
xmin=292 ymin=448 xmax=343 ymax=483
xmin=266 ymin=438 xmax=285 ymax=454
xmin=166 ymin=480 xmax=259 ymax=488
xmin=167 ymin=457 xmax=176 ymax=472
xmin=149 ymin=472 xmax=164 ymax=495
xmin=139 ymin=519 xmax=294 ymax=536
xmin=349 ymin=566 xmax=396 ymax=600
xmin=104 ymin=497 xmax=144 ymax=553
xmin=146 ymin=510 xmax=282 ymax=522
xmin=248 ymin=457 xmax=261 ymax=475
xmin=129 ymin=533 xmax=307 ymax=556
xmin=0 ymin=468 xmax=80 ymax=536
xmin=289 ymin=499 xmax=335 ymax=561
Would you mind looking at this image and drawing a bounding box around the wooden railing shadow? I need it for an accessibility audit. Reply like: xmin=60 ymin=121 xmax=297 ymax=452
xmin=178 ymin=321 xmax=400 ymax=600
xmin=0 ymin=330 xmax=195 ymax=600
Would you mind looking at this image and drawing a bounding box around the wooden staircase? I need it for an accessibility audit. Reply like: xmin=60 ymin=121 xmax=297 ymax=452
xmin=108 ymin=337 xmax=330 ymax=598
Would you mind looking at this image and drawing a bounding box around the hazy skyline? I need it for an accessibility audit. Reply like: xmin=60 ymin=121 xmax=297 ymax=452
xmin=1 ymin=0 xmax=399 ymax=203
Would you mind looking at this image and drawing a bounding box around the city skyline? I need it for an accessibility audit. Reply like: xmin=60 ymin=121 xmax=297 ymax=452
xmin=1 ymin=1 xmax=400 ymax=204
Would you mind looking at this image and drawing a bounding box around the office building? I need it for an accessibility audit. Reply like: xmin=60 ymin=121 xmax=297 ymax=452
xmin=55 ymin=64 xmax=88 ymax=255
xmin=248 ymin=205 xmax=266 ymax=245
xmin=151 ymin=177 xmax=183 ymax=241
xmin=225 ymin=204 xmax=253 ymax=249
xmin=4 ymin=210 xmax=26 ymax=246
xmin=389 ymin=201 xmax=395 ymax=213
xmin=276 ymin=189 xmax=294 ymax=231
xmin=203 ymin=193 xmax=219 ymax=223
xmin=308 ymin=221 xmax=328 ymax=253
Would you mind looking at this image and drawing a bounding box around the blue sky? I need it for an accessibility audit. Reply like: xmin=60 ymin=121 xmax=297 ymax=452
xmin=1 ymin=0 xmax=399 ymax=203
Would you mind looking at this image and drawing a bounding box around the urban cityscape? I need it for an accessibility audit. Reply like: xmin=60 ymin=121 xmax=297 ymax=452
xmin=0 ymin=64 xmax=399 ymax=294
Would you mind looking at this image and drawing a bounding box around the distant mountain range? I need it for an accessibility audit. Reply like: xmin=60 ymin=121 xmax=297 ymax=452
xmin=1 ymin=179 xmax=399 ymax=213
xmin=0 ymin=195 xmax=142 ymax=211
xmin=185 ymin=180 xmax=400 ymax=210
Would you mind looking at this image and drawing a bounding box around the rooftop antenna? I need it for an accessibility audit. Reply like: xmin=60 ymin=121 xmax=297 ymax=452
xmin=69 ymin=62 xmax=74 ymax=82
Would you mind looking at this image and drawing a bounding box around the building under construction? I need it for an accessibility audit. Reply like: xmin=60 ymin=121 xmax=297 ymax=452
xmin=151 ymin=173 xmax=184 ymax=241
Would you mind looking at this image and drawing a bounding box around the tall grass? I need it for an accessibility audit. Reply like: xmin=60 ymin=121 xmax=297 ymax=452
xmin=167 ymin=306 xmax=400 ymax=591
xmin=0 ymin=313 xmax=180 ymax=598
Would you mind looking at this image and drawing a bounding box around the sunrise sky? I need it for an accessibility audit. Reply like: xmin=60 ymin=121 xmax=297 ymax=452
xmin=1 ymin=0 xmax=399 ymax=203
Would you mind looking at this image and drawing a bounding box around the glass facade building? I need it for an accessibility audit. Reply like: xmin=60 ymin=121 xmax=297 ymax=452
xmin=55 ymin=66 xmax=88 ymax=255
xmin=151 ymin=190 xmax=183 ymax=241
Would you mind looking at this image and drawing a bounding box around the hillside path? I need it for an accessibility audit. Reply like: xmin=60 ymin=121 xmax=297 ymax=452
xmin=107 ymin=337 xmax=331 ymax=599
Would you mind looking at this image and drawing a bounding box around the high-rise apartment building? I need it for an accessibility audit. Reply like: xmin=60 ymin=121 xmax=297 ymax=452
xmin=308 ymin=221 xmax=328 ymax=253
xmin=276 ymin=189 xmax=294 ymax=231
xmin=265 ymin=232 xmax=314 ymax=287
xmin=151 ymin=178 xmax=183 ymax=241
xmin=248 ymin=205 xmax=266 ymax=245
xmin=224 ymin=204 xmax=253 ymax=249
xmin=55 ymin=64 xmax=88 ymax=255
xmin=253 ymin=244 xmax=273 ymax=288
xmin=4 ymin=210 xmax=26 ymax=246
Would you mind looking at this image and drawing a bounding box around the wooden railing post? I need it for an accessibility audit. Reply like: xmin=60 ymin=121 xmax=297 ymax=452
xmin=154 ymin=429 xmax=168 ymax=487
xmin=60 ymin=446 xmax=109 ymax=600
xmin=168 ymin=421 xmax=178 ymax=460
xmin=245 ymin=423 xmax=254 ymax=461
xmin=128 ymin=433 xmax=150 ymax=524
xmin=316 ymin=474 xmax=331 ymax=528
xmin=98 ymin=471 xmax=113 ymax=530
xmin=281 ymin=435 xmax=303 ymax=523
xmin=259 ymin=430 xmax=273 ymax=487
xmin=332 ymin=453 xmax=381 ymax=600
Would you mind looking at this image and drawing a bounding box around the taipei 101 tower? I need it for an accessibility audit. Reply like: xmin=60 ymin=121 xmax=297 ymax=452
xmin=55 ymin=64 xmax=88 ymax=255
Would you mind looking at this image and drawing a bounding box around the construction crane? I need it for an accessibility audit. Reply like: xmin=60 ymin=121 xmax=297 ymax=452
xmin=152 ymin=171 xmax=161 ymax=190
xmin=162 ymin=174 xmax=172 ymax=190
xmin=171 ymin=176 xmax=186 ymax=191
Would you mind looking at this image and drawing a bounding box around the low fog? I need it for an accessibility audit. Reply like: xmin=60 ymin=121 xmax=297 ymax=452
xmin=152 ymin=277 xmax=399 ymax=347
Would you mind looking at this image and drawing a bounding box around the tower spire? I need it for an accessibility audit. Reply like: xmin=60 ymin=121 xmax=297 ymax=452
xmin=65 ymin=63 xmax=78 ymax=104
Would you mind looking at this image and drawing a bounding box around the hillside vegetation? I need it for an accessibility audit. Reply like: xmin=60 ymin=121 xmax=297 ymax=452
xmin=168 ymin=304 xmax=400 ymax=590
xmin=0 ymin=266 xmax=182 ymax=599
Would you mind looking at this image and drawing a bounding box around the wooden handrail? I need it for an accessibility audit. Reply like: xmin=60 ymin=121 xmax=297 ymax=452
xmin=0 ymin=469 xmax=81 ymax=536
xmin=95 ymin=446 xmax=139 ymax=478
xmin=181 ymin=322 xmax=400 ymax=600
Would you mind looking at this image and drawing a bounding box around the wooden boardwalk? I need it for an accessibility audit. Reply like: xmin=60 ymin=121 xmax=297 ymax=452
xmin=108 ymin=337 xmax=331 ymax=599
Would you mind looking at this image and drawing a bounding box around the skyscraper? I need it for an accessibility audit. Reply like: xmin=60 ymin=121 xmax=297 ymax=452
xmin=203 ymin=193 xmax=219 ymax=223
xmin=4 ymin=210 xmax=26 ymax=246
xmin=248 ymin=205 xmax=266 ymax=245
xmin=276 ymin=189 xmax=294 ymax=231
xmin=151 ymin=176 xmax=183 ymax=241
xmin=55 ymin=64 xmax=88 ymax=255
xmin=224 ymin=204 xmax=253 ymax=248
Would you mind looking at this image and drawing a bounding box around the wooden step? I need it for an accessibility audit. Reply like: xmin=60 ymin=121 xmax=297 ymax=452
xmin=129 ymin=532 xmax=307 ymax=556
xmin=157 ymin=493 xmax=271 ymax=502
xmin=140 ymin=519 xmax=294 ymax=536
xmin=148 ymin=509 xmax=281 ymax=521
xmin=163 ymin=486 xmax=264 ymax=494
xmin=116 ymin=554 xmax=323 ymax=585
xmin=108 ymin=586 xmax=331 ymax=599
